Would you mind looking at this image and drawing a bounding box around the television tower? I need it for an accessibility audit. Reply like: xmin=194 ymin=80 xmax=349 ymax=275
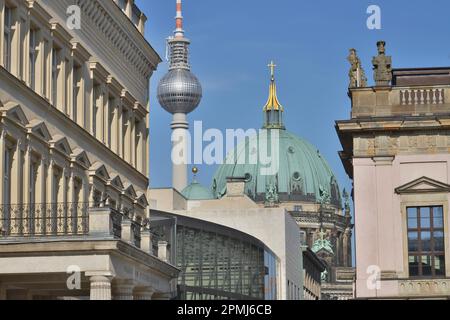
xmin=157 ymin=0 xmax=202 ymax=192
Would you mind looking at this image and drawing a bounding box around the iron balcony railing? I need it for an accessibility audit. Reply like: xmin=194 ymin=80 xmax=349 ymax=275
xmin=0 ymin=203 xmax=89 ymax=237
xmin=0 ymin=203 xmax=144 ymax=246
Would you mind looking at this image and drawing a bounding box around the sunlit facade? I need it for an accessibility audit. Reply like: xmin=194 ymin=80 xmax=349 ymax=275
xmin=0 ymin=0 xmax=177 ymax=300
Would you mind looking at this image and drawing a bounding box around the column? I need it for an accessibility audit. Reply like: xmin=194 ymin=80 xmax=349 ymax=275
xmin=102 ymin=86 xmax=109 ymax=145
xmin=89 ymin=275 xmax=112 ymax=301
xmin=10 ymin=141 xmax=23 ymax=205
xmin=130 ymin=112 xmax=136 ymax=166
xmin=45 ymin=160 xmax=54 ymax=234
xmin=35 ymin=29 xmax=44 ymax=96
xmin=138 ymin=13 xmax=147 ymax=34
xmin=134 ymin=287 xmax=154 ymax=301
xmin=22 ymin=145 xmax=31 ymax=235
xmin=117 ymin=103 xmax=123 ymax=158
xmin=124 ymin=109 xmax=130 ymax=162
xmin=112 ymin=280 xmax=135 ymax=300
xmin=0 ymin=130 xmax=5 ymax=233
xmin=125 ymin=0 xmax=133 ymax=18
xmin=24 ymin=15 xmax=31 ymax=87
xmin=10 ymin=141 xmax=23 ymax=235
xmin=35 ymin=157 xmax=46 ymax=234
xmin=111 ymin=99 xmax=119 ymax=153
xmin=0 ymin=130 xmax=5 ymax=206
xmin=58 ymin=52 xmax=67 ymax=113
xmin=67 ymin=172 xmax=75 ymax=233
xmin=66 ymin=56 xmax=74 ymax=117
xmin=12 ymin=8 xmax=27 ymax=80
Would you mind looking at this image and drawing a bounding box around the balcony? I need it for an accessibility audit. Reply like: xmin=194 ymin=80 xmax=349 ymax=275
xmin=0 ymin=203 xmax=179 ymax=300
xmin=0 ymin=203 xmax=147 ymax=252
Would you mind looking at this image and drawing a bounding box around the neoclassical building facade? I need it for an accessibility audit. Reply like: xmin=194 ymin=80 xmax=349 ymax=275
xmin=337 ymin=42 xmax=450 ymax=299
xmin=0 ymin=0 xmax=178 ymax=300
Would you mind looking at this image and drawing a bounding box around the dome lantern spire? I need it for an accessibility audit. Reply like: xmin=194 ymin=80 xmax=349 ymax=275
xmin=263 ymin=61 xmax=285 ymax=130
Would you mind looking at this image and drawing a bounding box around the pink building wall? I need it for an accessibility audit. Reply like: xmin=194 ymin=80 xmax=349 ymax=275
xmin=354 ymin=154 xmax=450 ymax=298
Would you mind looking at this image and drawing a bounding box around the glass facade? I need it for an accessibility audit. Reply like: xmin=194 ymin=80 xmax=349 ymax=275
xmin=150 ymin=210 xmax=278 ymax=300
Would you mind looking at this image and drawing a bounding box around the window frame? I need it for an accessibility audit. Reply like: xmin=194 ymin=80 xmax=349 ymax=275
xmin=400 ymin=192 xmax=450 ymax=281
xmin=407 ymin=205 xmax=446 ymax=278
xmin=29 ymin=26 xmax=38 ymax=90
xmin=3 ymin=5 xmax=13 ymax=71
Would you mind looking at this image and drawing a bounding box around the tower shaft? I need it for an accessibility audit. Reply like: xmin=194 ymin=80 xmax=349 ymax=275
xmin=171 ymin=113 xmax=189 ymax=192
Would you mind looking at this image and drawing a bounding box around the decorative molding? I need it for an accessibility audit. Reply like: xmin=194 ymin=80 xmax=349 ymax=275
xmin=395 ymin=176 xmax=450 ymax=194
xmin=399 ymin=279 xmax=450 ymax=297
xmin=75 ymin=0 xmax=156 ymax=80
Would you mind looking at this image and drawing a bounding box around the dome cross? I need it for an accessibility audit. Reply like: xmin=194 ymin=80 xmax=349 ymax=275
xmin=268 ymin=61 xmax=277 ymax=80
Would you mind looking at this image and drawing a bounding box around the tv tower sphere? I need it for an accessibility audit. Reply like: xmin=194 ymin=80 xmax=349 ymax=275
xmin=157 ymin=67 xmax=202 ymax=115
xmin=157 ymin=0 xmax=202 ymax=115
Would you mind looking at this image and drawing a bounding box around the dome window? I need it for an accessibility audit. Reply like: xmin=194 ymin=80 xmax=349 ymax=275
xmin=244 ymin=173 xmax=252 ymax=182
xmin=288 ymin=146 xmax=295 ymax=154
xmin=292 ymin=172 xmax=301 ymax=181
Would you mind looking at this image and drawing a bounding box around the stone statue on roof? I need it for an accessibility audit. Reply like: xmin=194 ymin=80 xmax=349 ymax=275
xmin=372 ymin=41 xmax=392 ymax=86
xmin=265 ymin=180 xmax=279 ymax=207
xmin=312 ymin=229 xmax=334 ymax=255
xmin=319 ymin=185 xmax=331 ymax=205
xmin=348 ymin=48 xmax=367 ymax=88
xmin=343 ymin=188 xmax=350 ymax=212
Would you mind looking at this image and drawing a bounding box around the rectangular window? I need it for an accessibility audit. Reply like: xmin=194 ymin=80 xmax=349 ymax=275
xmin=108 ymin=96 xmax=114 ymax=148
xmin=29 ymin=28 xmax=37 ymax=90
xmin=42 ymin=39 xmax=49 ymax=98
xmin=72 ymin=64 xmax=82 ymax=123
xmin=407 ymin=206 xmax=446 ymax=278
xmin=92 ymin=83 xmax=100 ymax=138
xmin=51 ymin=47 xmax=60 ymax=106
xmin=3 ymin=6 xmax=12 ymax=71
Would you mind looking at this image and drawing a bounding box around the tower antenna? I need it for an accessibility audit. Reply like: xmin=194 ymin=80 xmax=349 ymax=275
xmin=175 ymin=0 xmax=184 ymax=38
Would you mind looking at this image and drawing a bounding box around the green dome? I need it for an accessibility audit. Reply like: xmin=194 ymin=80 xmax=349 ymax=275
xmin=211 ymin=129 xmax=341 ymax=207
xmin=182 ymin=181 xmax=215 ymax=200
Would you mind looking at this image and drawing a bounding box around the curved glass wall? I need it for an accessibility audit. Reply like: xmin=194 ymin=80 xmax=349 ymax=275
xmin=150 ymin=210 xmax=278 ymax=300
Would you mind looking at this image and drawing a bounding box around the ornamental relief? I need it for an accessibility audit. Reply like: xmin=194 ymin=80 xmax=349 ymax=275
xmin=354 ymin=132 xmax=450 ymax=156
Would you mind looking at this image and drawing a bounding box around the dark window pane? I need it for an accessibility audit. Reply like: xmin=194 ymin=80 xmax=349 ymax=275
xmin=420 ymin=207 xmax=431 ymax=228
xmin=435 ymin=255 xmax=446 ymax=276
xmin=409 ymin=256 xmax=419 ymax=277
xmin=433 ymin=207 xmax=444 ymax=228
xmin=407 ymin=206 xmax=446 ymax=278
xmin=408 ymin=232 xmax=419 ymax=252
xmin=421 ymin=255 xmax=432 ymax=276
xmin=434 ymin=231 xmax=445 ymax=252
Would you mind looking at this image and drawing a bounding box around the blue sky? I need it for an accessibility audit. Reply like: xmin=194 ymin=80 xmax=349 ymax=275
xmin=136 ymin=0 xmax=450 ymax=198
